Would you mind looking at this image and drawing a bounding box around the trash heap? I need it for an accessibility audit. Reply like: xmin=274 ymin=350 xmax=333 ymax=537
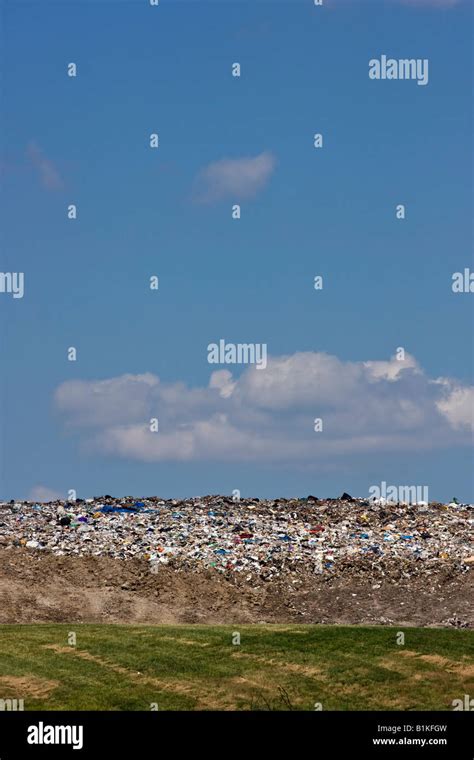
xmin=0 ymin=495 xmax=472 ymax=579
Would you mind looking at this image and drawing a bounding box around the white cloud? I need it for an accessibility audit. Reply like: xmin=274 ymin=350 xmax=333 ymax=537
xmin=28 ymin=485 xmax=63 ymax=502
xmin=209 ymin=369 xmax=236 ymax=398
xmin=55 ymin=373 xmax=160 ymax=428
xmin=363 ymin=352 xmax=420 ymax=382
xmin=193 ymin=151 xmax=276 ymax=203
xmin=54 ymin=351 xmax=473 ymax=465
xmin=436 ymin=384 xmax=474 ymax=431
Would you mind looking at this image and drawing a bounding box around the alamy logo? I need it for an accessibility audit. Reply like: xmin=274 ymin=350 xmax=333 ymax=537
xmin=207 ymin=339 xmax=267 ymax=370
xmin=452 ymin=268 xmax=474 ymax=293
xmin=27 ymin=722 xmax=83 ymax=750
xmin=452 ymin=695 xmax=474 ymax=711
xmin=369 ymin=481 xmax=429 ymax=504
xmin=0 ymin=698 xmax=24 ymax=711
xmin=0 ymin=272 xmax=24 ymax=299
xmin=369 ymin=56 xmax=429 ymax=86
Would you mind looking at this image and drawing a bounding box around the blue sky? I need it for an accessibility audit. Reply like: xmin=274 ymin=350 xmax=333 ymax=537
xmin=0 ymin=0 xmax=472 ymax=502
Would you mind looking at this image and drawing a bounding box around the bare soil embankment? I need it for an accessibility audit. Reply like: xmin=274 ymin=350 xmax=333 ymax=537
xmin=0 ymin=549 xmax=471 ymax=627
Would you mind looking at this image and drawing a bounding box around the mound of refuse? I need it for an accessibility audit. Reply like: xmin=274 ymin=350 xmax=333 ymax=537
xmin=1 ymin=495 xmax=472 ymax=581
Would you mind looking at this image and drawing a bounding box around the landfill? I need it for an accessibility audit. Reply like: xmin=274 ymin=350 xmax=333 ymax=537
xmin=0 ymin=494 xmax=472 ymax=581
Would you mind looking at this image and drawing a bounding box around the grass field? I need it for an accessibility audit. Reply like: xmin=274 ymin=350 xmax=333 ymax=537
xmin=0 ymin=624 xmax=472 ymax=711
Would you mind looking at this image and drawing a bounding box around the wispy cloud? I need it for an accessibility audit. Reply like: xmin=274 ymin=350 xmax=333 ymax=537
xmin=54 ymin=351 xmax=473 ymax=465
xmin=193 ymin=151 xmax=276 ymax=204
xmin=26 ymin=141 xmax=63 ymax=190
xmin=28 ymin=485 xmax=63 ymax=502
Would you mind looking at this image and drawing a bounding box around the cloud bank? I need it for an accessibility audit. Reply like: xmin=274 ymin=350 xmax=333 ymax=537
xmin=54 ymin=351 xmax=473 ymax=465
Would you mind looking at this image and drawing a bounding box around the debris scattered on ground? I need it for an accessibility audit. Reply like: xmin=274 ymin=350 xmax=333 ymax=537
xmin=0 ymin=495 xmax=472 ymax=582
xmin=443 ymin=614 xmax=470 ymax=629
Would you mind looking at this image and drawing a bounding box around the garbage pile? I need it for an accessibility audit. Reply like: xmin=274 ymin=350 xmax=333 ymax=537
xmin=0 ymin=495 xmax=472 ymax=579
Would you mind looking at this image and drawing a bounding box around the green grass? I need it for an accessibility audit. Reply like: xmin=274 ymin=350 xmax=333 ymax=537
xmin=0 ymin=625 xmax=472 ymax=711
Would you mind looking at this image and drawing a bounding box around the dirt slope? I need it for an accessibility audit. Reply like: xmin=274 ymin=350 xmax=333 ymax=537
xmin=0 ymin=549 xmax=471 ymax=627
